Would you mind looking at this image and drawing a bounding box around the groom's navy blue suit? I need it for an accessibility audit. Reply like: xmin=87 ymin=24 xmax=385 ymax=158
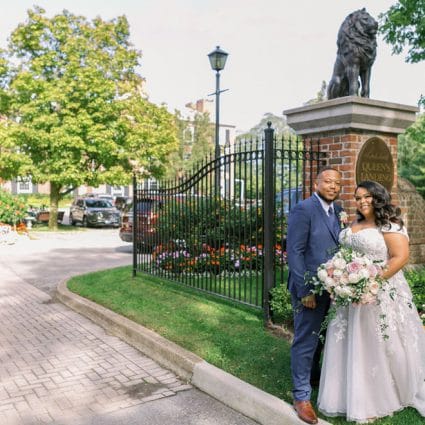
xmin=287 ymin=193 xmax=342 ymax=401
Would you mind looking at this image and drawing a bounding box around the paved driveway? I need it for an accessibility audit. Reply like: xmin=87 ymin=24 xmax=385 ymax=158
xmin=2 ymin=228 xmax=132 ymax=295
xmin=0 ymin=229 xmax=258 ymax=425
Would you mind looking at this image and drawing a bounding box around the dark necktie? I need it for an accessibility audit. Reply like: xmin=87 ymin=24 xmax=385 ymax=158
xmin=328 ymin=206 xmax=339 ymax=234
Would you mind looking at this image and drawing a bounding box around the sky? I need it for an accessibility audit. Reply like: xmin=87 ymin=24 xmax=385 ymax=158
xmin=0 ymin=1 xmax=424 ymax=132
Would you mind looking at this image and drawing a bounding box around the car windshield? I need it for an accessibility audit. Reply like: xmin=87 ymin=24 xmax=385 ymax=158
xmin=276 ymin=187 xmax=302 ymax=213
xmin=85 ymin=199 xmax=112 ymax=208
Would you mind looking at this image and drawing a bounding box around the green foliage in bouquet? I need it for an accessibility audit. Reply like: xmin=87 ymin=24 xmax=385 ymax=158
xmin=0 ymin=190 xmax=28 ymax=225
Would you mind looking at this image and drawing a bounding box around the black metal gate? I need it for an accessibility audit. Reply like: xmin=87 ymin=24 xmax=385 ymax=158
xmin=132 ymin=124 xmax=323 ymax=319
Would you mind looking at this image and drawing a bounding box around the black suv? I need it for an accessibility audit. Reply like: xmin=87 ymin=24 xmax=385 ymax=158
xmin=70 ymin=197 xmax=121 ymax=228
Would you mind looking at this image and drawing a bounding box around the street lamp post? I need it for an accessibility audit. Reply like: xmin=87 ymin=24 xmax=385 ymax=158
xmin=208 ymin=46 xmax=228 ymax=195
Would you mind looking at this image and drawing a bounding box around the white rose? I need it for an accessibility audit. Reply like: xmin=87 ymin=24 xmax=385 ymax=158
xmin=317 ymin=269 xmax=328 ymax=281
xmin=333 ymin=258 xmax=347 ymax=270
xmin=339 ymin=274 xmax=349 ymax=285
xmin=335 ymin=286 xmax=352 ymax=298
xmin=358 ymin=268 xmax=370 ymax=279
xmin=333 ymin=269 xmax=343 ymax=279
xmin=324 ymin=276 xmax=336 ymax=288
xmin=348 ymin=272 xmax=360 ymax=283
xmin=334 ymin=286 xmax=343 ymax=297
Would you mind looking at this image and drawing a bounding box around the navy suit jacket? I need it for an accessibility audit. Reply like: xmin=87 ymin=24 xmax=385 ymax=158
xmin=287 ymin=194 xmax=342 ymax=299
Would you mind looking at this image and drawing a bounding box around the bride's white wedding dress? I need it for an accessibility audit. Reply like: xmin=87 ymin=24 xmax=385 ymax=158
xmin=317 ymin=224 xmax=425 ymax=423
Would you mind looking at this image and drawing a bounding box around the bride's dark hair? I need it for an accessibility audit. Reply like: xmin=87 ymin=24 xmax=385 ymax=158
xmin=356 ymin=180 xmax=404 ymax=229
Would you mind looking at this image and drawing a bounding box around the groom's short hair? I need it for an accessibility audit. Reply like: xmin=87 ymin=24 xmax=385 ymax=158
xmin=317 ymin=166 xmax=341 ymax=177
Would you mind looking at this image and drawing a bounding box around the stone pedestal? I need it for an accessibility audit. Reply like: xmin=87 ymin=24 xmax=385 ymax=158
xmin=284 ymin=96 xmax=418 ymax=216
xmin=284 ymin=96 xmax=424 ymax=265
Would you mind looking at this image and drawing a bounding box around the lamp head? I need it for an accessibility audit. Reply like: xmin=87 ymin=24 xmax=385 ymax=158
xmin=208 ymin=46 xmax=228 ymax=71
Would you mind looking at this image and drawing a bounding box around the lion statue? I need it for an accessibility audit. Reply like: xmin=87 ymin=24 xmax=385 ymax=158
xmin=327 ymin=8 xmax=378 ymax=99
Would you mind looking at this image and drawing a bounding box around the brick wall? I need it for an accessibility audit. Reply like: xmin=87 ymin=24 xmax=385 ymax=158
xmin=398 ymin=177 xmax=425 ymax=266
xmin=306 ymin=132 xmax=399 ymax=222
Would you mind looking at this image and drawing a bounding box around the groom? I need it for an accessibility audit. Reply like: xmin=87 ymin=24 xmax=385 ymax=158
xmin=287 ymin=167 xmax=343 ymax=424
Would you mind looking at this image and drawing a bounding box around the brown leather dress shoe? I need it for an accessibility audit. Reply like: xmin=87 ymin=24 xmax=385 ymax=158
xmin=293 ymin=400 xmax=318 ymax=424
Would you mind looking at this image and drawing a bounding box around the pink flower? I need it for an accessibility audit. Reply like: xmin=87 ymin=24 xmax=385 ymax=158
xmin=346 ymin=261 xmax=362 ymax=274
xmin=367 ymin=264 xmax=379 ymax=278
xmin=361 ymin=292 xmax=376 ymax=304
xmin=368 ymin=280 xmax=380 ymax=295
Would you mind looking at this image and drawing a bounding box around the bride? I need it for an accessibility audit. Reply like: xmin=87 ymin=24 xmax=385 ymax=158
xmin=317 ymin=180 xmax=425 ymax=423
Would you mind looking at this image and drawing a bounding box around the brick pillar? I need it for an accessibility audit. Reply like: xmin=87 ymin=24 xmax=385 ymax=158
xmin=284 ymin=97 xmax=418 ymax=222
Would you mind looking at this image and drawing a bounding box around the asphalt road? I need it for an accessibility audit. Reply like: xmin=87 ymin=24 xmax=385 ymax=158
xmin=1 ymin=228 xmax=133 ymax=295
xmin=0 ymin=228 xmax=259 ymax=425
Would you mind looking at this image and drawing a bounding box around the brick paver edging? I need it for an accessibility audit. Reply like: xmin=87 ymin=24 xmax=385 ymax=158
xmin=56 ymin=280 xmax=332 ymax=425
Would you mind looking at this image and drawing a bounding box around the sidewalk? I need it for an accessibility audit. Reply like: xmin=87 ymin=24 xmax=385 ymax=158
xmin=0 ymin=267 xmax=193 ymax=424
xmin=57 ymin=280 xmax=332 ymax=425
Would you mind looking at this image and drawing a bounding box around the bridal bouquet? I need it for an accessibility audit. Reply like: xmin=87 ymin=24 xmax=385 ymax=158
xmin=310 ymin=246 xmax=394 ymax=340
xmin=311 ymin=246 xmax=388 ymax=307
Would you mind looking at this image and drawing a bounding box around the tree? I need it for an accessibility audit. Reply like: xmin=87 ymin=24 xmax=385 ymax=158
xmin=398 ymin=113 xmax=425 ymax=198
xmin=237 ymin=112 xmax=293 ymax=140
xmin=189 ymin=112 xmax=214 ymax=165
xmin=0 ymin=7 xmax=177 ymax=229
xmin=163 ymin=110 xmax=191 ymax=180
xmin=304 ymin=80 xmax=328 ymax=105
xmin=379 ymin=0 xmax=425 ymax=107
xmin=165 ymin=111 xmax=213 ymax=180
xmin=379 ymin=0 xmax=425 ymax=64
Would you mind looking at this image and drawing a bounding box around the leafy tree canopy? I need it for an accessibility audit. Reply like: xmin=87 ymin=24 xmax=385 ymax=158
xmin=304 ymin=81 xmax=328 ymax=106
xmin=165 ymin=110 xmax=213 ymax=180
xmin=0 ymin=7 xmax=178 ymax=227
xmin=379 ymin=1 xmax=425 ymax=107
xmin=398 ymin=113 xmax=425 ymax=198
xmin=379 ymin=0 xmax=425 ymax=64
xmin=237 ymin=113 xmax=293 ymax=140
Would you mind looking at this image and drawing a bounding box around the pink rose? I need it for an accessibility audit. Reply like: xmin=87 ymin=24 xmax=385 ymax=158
xmin=367 ymin=264 xmax=379 ymax=278
xmin=346 ymin=261 xmax=362 ymax=274
xmin=368 ymin=280 xmax=380 ymax=295
xmin=361 ymin=292 xmax=376 ymax=304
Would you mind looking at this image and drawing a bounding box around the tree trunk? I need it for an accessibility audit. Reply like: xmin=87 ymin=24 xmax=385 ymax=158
xmin=49 ymin=182 xmax=61 ymax=231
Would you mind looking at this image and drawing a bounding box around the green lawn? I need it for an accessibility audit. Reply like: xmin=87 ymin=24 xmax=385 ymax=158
xmin=67 ymin=266 xmax=423 ymax=425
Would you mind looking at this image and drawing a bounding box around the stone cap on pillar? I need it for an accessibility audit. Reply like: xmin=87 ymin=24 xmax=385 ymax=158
xmin=283 ymin=96 xmax=419 ymax=136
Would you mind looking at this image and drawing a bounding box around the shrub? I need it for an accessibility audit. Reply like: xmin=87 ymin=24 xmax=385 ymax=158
xmin=270 ymin=283 xmax=293 ymax=326
xmin=405 ymin=267 xmax=425 ymax=325
xmin=0 ymin=190 xmax=28 ymax=225
xmin=155 ymin=196 xmax=265 ymax=251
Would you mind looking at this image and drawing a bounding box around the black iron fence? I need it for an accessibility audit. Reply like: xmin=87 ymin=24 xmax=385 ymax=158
xmin=132 ymin=124 xmax=324 ymax=320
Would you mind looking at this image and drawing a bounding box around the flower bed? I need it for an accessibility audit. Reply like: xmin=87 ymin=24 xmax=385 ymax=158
xmin=152 ymin=243 xmax=287 ymax=275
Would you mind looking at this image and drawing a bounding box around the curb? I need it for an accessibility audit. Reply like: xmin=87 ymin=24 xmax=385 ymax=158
xmin=56 ymin=280 xmax=331 ymax=425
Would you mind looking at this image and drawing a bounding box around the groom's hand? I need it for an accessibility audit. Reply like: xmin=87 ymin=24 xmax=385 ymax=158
xmin=301 ymin=294 xmax=317 ymax=309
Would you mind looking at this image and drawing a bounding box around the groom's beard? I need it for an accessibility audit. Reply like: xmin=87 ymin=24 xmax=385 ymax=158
xmin=316 ymin=191 xmax=338 ymax=204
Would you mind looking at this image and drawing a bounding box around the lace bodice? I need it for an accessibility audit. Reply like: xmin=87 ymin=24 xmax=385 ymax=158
xmin=339 ymin=223 xmax=409 ymax=263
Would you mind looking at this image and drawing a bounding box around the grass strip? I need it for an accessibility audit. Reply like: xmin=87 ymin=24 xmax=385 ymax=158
xmin=67 ymin=266 xmax=422 ymax=425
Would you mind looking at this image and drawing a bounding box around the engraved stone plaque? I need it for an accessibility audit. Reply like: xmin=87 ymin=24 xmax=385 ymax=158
xmin=355 ymin=137 xmax=394 ymax=191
